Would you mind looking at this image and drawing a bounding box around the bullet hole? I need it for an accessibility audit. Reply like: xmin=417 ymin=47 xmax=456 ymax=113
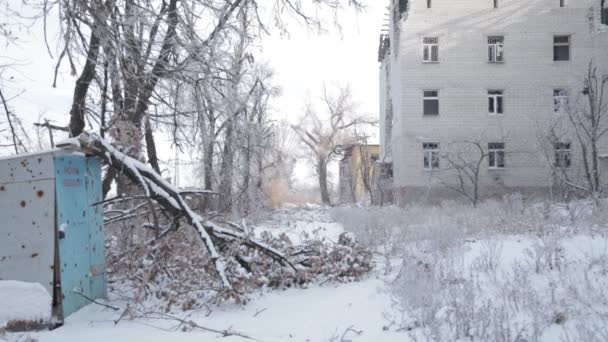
xmin=37 ymin=158 xmax=42 ymax=163
xmin=20 ymin=200 xmax=26 ymax=207
xmin=21 ymin=245 xmax=25 ymax=249
xmin=37 ymin=190 xmax=44 ymax=198
xmin=0 ymin=185 xmax=5 ymax=191
xmin=31 ymin=253 xmax=39 ymax=258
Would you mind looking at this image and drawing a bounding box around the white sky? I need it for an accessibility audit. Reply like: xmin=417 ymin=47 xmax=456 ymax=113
xmin=0 ymin=1 xmax=386 ymax=188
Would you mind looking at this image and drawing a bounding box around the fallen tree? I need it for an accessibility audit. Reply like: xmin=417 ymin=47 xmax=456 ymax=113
xmin=64 ymin=133 xmax=296 ymax=290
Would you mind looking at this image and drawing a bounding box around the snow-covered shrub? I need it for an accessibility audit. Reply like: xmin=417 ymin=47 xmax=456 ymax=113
xmin=471 ymin=240 xmax=503 ymax=274
xmin=106 ymin=219 xmax=373 ymax=312
xmin=332 ymin=197 xmax=608 ymax=341
xmin=330 ymin=206 xmax=408 ymax=252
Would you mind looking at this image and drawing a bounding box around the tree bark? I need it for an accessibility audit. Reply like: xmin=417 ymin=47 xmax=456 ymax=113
xmin=218 ymin=119 xmax=234 ymax=210
xmin=317 ymin=156 xmax=331 ymax=205
xmin=68 ymin=30 xmax=101 ymax=136
xmin=144 ymin=116 xmax=161 ymax=173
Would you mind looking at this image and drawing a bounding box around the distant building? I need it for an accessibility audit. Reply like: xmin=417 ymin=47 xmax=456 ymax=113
xmin=379 ymin=0 xmax=608 ymax=204
xmin=339 ymin=144 xmax=380 ymax=203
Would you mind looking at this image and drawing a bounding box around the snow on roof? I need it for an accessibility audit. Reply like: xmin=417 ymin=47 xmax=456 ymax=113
xmin=0 ymin=148 xmax=65 ymax=162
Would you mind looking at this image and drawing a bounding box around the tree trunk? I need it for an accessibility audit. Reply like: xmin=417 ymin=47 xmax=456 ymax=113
xmin=591 ymin=138 xmax=601 ymax=193
xmin=219 ymin=119 xmax=234 ymax=210
xmin=68 ymin=30 xmax=101 ymax=136
xmin=317 ymin=157 xmax=331 ymax=205
xmin=144 ymin=116 xmax=161 ymax=173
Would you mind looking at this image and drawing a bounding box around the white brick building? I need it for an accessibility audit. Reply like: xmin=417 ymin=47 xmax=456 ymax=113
xmin=379 ymin=0 xmax=608 ymax=205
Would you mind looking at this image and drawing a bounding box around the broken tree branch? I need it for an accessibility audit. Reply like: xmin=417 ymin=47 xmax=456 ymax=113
xmin=72 ymin=132 xmax=297 ymax=290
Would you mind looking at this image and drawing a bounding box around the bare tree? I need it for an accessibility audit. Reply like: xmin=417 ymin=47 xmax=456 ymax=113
xmin=292 ymin=85 xmax=371 ymax=205
xmin=437 ymin=137 xmax=516 ymax=207
xmin=47 ymin=0 xmax=365 ymax=200
xmin=563 ymin=63 xmax=608 ymax=196
xmin=0 ymin=87 xmax=28 ymax=154
xmin=355 ymin=133 xmax=377 ymax=204
xmin=439 ymin=140 xmax=489 ymax=207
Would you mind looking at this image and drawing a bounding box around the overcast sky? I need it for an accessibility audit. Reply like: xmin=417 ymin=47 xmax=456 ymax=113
xmin=1 ymin=1 xmax=386 ymax=188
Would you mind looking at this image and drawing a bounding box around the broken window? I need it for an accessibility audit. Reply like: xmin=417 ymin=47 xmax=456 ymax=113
xmin=488 ymin=36 xmax=504 ymax=63
xmin=554 ymin=142 xmax=572 ymax=168
xmin=422 ymin=37 xmax=439 ymax=62
xmin=423 ymin=143 xmax=440 ymax=170
xmin=553 ymin=89 xmax=569 ymax=113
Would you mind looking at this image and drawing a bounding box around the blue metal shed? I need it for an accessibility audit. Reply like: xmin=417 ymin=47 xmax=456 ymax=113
xmin=0 ymin=150 xmax=105 ymax=325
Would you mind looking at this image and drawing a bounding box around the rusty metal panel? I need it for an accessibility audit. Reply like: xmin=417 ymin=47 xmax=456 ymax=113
xmin=0 ymin=153 xmax=56 ymax=296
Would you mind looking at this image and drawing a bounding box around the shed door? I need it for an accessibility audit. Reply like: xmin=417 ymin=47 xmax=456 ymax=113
xmin=86 ymin=158 xmax=105 ymax=300
xmin=55 ymin=156 xmax=91 ymax=317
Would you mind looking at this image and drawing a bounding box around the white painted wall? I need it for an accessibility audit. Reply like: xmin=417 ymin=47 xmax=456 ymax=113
xmin=380 ymin=0 xmax=608 ymax=201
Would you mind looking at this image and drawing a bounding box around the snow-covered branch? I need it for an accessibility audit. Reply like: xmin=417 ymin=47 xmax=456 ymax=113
xmin=72 ymin=132 xmax=296 ymax=289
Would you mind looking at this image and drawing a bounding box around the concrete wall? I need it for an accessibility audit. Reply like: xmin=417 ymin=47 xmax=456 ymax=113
xmin=380 ymin=0 xmax=608 ymax=203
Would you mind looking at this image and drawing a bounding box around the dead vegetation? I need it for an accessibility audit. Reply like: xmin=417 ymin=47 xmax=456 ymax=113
xmin=74 ymin=133 xmax=372 ymax=311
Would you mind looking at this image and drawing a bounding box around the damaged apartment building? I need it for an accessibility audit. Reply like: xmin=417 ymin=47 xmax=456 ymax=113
xmin=379 ymin=0 xmax=608 ymax=205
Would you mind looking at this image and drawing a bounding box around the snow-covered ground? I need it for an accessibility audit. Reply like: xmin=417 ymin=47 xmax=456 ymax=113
xmin=0 ymin=281 xmax=52 ymax=329
xmin=3 ymin=200 xmax=608 ymax=342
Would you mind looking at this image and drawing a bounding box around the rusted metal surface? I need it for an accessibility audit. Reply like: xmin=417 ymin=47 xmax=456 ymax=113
xmin=0 ymin=152 xmax=56 ymax=296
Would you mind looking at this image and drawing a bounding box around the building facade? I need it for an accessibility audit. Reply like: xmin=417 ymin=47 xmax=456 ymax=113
xmin=339 ymin=144 xmax=380 ymax=203
xmin=379 ymin=0 xmax=608 ymax=205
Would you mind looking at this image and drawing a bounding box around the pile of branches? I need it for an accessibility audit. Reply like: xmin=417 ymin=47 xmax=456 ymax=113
xmin=72 ymin=133 xmax=372 ymax=310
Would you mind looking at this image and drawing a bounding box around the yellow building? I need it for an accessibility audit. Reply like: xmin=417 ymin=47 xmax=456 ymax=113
xmin=339 ymin=144 xmax=380 ymax=203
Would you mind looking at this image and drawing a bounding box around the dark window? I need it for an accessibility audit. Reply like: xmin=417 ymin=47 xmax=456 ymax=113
xmin=603 ymin=0 xmax=608 ymax=25
xmin=399 ymin=0 xmax=408 ymax=14
xmin=553 ymin=35 xmax=570 ymax=61
xmin=423 ymin=90 xmax=439 ymax=115
xmin=560 ymin=0 xmax=565 ymax=7
xmin=427 ymin=0 xmax=431 ymax=8
xmin=381 ymin=163 xmax=394 ymax=178
xmin=554 ymin=143 xmax=572 ymax=168
xmin=488 ymin=143 xmax=506 ymax=168
xmin=493 ymin=0 xmax=498 ymax=8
